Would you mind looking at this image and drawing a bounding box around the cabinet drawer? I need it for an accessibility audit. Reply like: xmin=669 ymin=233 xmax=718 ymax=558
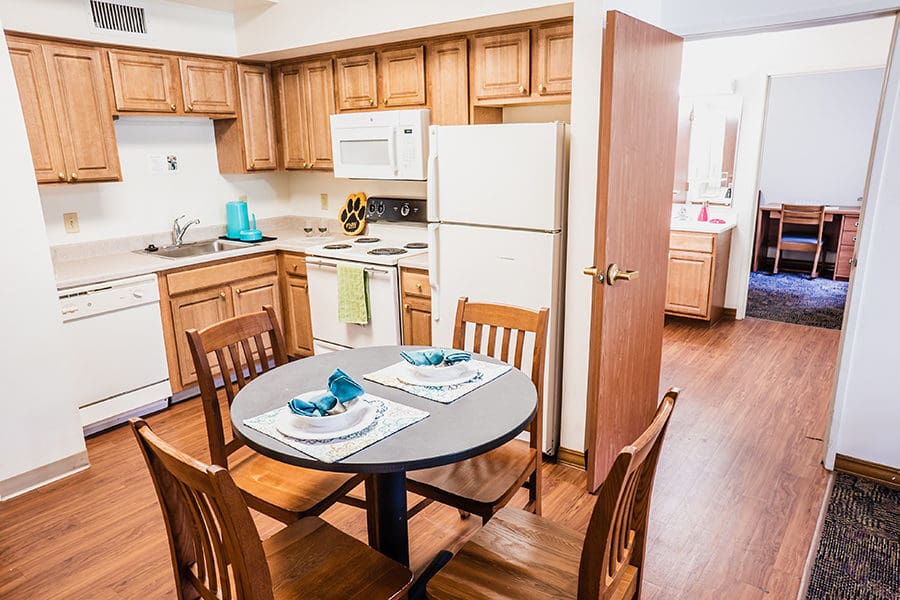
xmin=835 ymin=245 xmax=855 ymax=275
xmin=400 ymin=268 xmax=430 ymax=297
xmin=279 ymin=251 xmax=308 ymax=277
xmin=842 ymin=216 xmax=860 ymax=232
xmin=167 ymin=254 xmax=277 ymax=295
xmin=670 ymin=231 xmax=714 ymax=253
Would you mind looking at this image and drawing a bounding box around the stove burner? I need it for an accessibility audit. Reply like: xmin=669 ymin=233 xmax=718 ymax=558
xmin=323 ymin=243 xmax=352 ymax=250
xmin=404 ymin=242 xmax=428 ymax=249
xmin=355 ymin=237 xmax=381 ymax=244
xmin=368 ymin=247 xmax=407 ymax=256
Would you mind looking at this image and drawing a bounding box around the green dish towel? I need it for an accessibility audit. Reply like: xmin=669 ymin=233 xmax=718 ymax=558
xmin=337 ymin=264 xmax=369 ymax=324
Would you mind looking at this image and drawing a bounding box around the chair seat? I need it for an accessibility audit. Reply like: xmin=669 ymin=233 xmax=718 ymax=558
xmin=266 ymin=516 xmax=412 ymax=600
xmin=231 ymin=450 xmax=364 ymax=522
xmin=407 ymin=440 xmax=537 ymax=513
xmin=780 ymin=234 xmax=820 ymax=245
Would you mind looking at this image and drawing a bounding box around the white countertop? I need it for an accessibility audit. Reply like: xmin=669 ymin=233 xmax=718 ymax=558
xmin=670 ymin=220 xmax=736 ymax=234
xmin=397 ymin=253 xmax=430 ymax=270
xmin=670 ymin=204 xmax=736 ymax=235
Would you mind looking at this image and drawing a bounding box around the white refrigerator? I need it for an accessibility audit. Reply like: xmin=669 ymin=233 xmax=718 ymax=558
xmin=427 ymin=122 xmax=568 ymax=454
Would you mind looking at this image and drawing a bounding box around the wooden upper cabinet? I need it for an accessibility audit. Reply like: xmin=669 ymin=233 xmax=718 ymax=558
xmin=237 ymin=64 xmax=277 ymax=170
xmin=473 ymin=29 xmax=531 ymax=100
xmin=379 ymin=45 xmax=425 ymax=107
xmin=301 ymin=59 xmax=336 ymax=170
xmin=335 ymin=52 xmax=377 ymax=110
xmin=108 ymin=50 xmax=178 ymax=113
xmin=42 ymin=43 xmax=121 ymax=183
xmin=7 ymin=38 xmax=67 ymax=183
xmin=535 ymin=22 xmax=573 ymax=96
xmin=427 ymin=38 xmax=469 ymax=126
xmin=275 ymin=63 xmax=311 ymax=169
xmin=179 ymin=57 xmax=237 ymax=115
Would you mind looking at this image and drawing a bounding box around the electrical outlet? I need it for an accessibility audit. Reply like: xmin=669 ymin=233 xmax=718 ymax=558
xmin=63 ymin=212 xmax=79 ymax=234
xmin=320 ymin=193 xmax=328 ymax=211
xmin=239 ymin=195 xmax=248 ymax=202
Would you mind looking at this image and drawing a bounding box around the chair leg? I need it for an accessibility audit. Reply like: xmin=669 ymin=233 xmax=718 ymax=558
xmin=811 ymin=244 xmax=822 ymax=278
xmin=773 ymin=247 xmax=781 ymax=274
xmin=458 ymin=509 xmax=471 ymax=520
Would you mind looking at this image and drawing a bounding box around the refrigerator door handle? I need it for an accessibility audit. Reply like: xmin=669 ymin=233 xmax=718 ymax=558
xmin=427 ymin=126 xmax=439 ymax=221
xmin=428 ymin=223 xmax=440 ymax=321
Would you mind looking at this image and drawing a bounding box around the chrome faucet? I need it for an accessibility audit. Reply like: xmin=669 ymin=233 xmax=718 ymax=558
xmin=172 ymin=214 xmax=200 ymax=246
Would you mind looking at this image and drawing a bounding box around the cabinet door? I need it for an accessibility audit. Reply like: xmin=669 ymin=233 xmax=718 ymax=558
xmin=232 ymin=274 xmax=281 ymax=318
xmin=301 ymin=59 xmax=336 ymax=170
xmin=535 ymin=22 xmax=573 ymax=96
xmin=473 ymin=29 xmax=530 ymax=100
xmin=275 ymin=63 xmax=310 ymax=169
xmin=7 ymin=38 xmax=67 ymax=184
xmin=283 ymin=275 xmax=314 ymax=356
xmin=427 ymin=38 xmax=468 ymax=125
xmin=402 ymin=296 xmax=432 ymax=346
xmin=237 ymin=64 xmax=277 ymax=170
xmin=42 ymin=43 xmax=121 ymax=183
xmin=108 ymin=50 xmax=178 ymax=113
xmin=379 ymin=45 xmax=425 ymax=107
xmin=179 ymin=57 xmax=237 ymax=114
xmin=335 ymin=52 xmax=377 ymax=110
xmin=665 ymin=250 xmax=712 ymax=317
xmin=170 ymin=286 xmax=231 ymax=387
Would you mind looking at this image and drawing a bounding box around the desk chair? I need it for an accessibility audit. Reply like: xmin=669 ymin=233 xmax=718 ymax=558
xmin=426 ymin=389 xmax=680 ymax=600
xmin=774 ymin=204 xmax=826 ymax=278
xmin=186 ymin=305 xmax=365 ymax=524
xmin=131 ymin=419 xmax=412 ymax=600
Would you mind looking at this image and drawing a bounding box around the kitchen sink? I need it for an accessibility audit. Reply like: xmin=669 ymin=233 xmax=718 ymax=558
xmin=138 ymin=239 xmax=251 ymax=259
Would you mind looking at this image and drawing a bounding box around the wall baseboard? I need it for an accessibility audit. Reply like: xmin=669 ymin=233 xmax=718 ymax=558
xmin=556 ymin=447 xmax=585 ymax=470
xmin=722 ymin=307 xmax=737 ymax=320
xmin=834 ymin=453 xmax=900 ymax=489
xmin=0 ymin=451 xmax=90 ymax=501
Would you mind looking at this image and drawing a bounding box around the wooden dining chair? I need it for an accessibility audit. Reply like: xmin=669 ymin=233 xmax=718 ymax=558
xmin=406 ymin=297 xmax=550 ymax=524
xmin=425 ymin=388 xmax=680 ymax=600
xmin=131 ymin=419 xmax=412 ymax=600
xmin=774 ymin=204 xmax=826 ymax=277
xmin=186 ymin=305 xmax=365 ymax=524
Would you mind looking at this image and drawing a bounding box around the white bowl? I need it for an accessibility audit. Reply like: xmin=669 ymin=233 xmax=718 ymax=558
xmin=404 ymin=361 xmax=471 ymax=382
xmin=289 ymin=392 xmax=363 ymax=432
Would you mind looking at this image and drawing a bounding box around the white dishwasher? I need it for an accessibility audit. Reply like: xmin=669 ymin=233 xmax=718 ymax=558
xmin=58 ymin=273 xmax=172 ymax=436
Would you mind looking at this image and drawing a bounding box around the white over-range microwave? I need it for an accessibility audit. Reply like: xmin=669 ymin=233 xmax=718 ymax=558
xmin=330 ymin=109 xmax=430 ymax=180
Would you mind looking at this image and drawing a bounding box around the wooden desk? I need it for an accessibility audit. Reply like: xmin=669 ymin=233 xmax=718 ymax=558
xmin=753 ymin=204 xmax=861 ymax=280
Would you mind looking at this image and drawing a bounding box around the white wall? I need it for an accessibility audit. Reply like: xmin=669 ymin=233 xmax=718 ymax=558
xmin=680 ymin=17 xmax=894 ymax=317
xmin=0 ymin=19 xmax=87 ymax=498
xmin=0 ymin=0 xmax=236 ymax=56
xmin=826 ymin=18 xmax=900 ymax=471
xmin=758 ymin=69 xmax=883 ymax=206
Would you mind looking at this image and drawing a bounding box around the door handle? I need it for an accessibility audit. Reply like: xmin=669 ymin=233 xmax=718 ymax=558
xmin=583 ymin=266 xmax=604 ymax=283
xmin=607 ymin=264 xmax=639 ymax=285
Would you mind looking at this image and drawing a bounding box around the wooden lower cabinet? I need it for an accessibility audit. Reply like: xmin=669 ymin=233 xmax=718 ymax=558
xmin=170 ymin=285 xmax=232 ymax=388
xmin=400 ymin=267 xmax=432 ymax=346
xmin=282 ymin=276 xmax=315 ymax=357
xmin=665 ymin=229 xmax=732 ymax=323
xmin=232 ymin=273 xmax=281 ymax=317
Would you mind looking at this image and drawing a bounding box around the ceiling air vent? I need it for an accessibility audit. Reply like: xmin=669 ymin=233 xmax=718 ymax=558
xmin=89 ymin=0 xmax=148 ymax=35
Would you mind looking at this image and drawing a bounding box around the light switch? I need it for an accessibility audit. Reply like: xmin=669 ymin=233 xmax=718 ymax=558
xmin=320 ymin=193 xmax=328 ymax=211
xmin=63 ymin=212 xmax=79 ymax=234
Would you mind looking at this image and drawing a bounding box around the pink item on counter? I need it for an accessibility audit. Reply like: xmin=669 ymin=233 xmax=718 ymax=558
xmin=697 ymin=204 xmax=709 ymax=222
xmin=709 ymin=218 xmax=726 ymax=224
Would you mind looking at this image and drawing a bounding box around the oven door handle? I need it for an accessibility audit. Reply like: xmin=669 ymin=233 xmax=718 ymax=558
xmin=305 ymin=259 xmax=392 ymax=275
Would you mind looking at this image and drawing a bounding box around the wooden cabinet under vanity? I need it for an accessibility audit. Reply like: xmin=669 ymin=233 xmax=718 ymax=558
xmin=665 ymin=229 xmax=733 ymax=324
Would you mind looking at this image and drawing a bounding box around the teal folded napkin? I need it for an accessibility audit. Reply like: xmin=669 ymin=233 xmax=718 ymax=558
xmin=400 ymin=348 xmax=471 ymax=366
xmin=288 ymin=369 xmax=365 ymax=417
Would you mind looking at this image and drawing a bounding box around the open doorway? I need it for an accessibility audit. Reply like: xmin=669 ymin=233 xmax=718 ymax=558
xmin=747 ymin=68 xmax=883 ymax=330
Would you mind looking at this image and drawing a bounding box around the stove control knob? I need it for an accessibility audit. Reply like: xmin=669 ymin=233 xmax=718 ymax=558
xmin=399 ymin=203 xmax=411 ymax=217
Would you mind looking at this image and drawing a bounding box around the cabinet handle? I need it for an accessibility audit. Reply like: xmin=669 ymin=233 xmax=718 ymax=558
xmin=404 ymin=303 xmax=410 ymax=310
xmin=170 ymin=103 xmax=176 ymax=112
xmin=518 ymin=85 xmax=526 ymax=94
xmin=70 ymin=172 xmax=78 ymax=181
xmin=235 ymin=288 xmax=242 ymax=295
xmin=249 ymin=161 xmax=255 ymax=169
xmin=368 ymin=98 xmax=374 ymax=106
xmin=301 ymin=162 xmax=308 ymax=168
xmin=538 ymin=83 xmax=545 ymax=93
xmin=292 ymin=264 xmax=299 ymax=271
xmin=310 ymin=161 xmax=315 ymax=168
xmin=187 ymin=103 xmax=194 ymax=112
xmin=853 ymin=236 xmax=857 ymax=242
xmin=416 ymin=283 xmax=422 ymax=291
xmin=219 ymin=291 xmax=226 ymax=299
xmin=57 ymin=172 xmax=66 ymax=181
xmin=383 ymin=98 xmax=388 ymax=106
xmin=855 ymin=221 xmax=860 ymax=227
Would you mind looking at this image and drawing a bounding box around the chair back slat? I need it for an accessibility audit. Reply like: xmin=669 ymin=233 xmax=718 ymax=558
xmin=131 ymin=419 xmax=275 ymax=600
xmin=472 ymin=323 xmax=484 ymax=353
xmin=513 ymin=329 xmax=526 ymax=371
xmin=781 ymin=204 xmax=826 ymax=226
xmin=186 ymin=305 xmax=289 ymax=468
xmin=577 ymin=389 xmax=679 ymax=600
xmin=500 ymin=328 xmax=512 ymax=363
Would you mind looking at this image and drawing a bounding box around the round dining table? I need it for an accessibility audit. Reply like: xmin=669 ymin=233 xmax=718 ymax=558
xmin=230 ymin=345 xmax=537 ymax=567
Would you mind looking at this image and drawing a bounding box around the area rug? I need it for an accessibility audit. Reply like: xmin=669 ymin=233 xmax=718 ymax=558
xmin=805 ymin=473 xmax=900 ymax=600
xmin=746 ymin=272 xmax=848 ymax=329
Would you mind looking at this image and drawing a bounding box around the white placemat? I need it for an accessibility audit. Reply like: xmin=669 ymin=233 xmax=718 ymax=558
xmin=242 ymin=394 xmax=428 ymax=463
xmin=364 ymin=359 xmax=512 ymax=404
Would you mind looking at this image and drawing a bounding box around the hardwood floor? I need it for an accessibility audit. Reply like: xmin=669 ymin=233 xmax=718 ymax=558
xmin=0 ymin=317 xmax=840 ymax=599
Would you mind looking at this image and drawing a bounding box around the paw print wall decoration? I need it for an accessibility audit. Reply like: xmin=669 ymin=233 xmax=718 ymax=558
xmin=340 ymin=192 xmax=367 ymax=236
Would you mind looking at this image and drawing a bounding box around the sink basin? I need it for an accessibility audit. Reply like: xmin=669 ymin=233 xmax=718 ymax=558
xmin=139 ymin=239 xmax=251 ymax=259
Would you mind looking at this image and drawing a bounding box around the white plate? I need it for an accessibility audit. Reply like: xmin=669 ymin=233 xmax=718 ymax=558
xmin=398 ymin=367 xmax=480 ymax=388
xmin=285 ymin=391 xmax=364 ymax=432
xmin=276 ymin=400 xmax=377 ymax=441
xmin=403 ymin=360 xmax=471 ymax=382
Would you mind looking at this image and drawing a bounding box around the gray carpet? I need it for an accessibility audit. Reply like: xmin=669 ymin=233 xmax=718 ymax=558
xmin=805 ymin=473 xmax=900 ymax=600
xmin=746 ymin=272 xmax=848 ymax=329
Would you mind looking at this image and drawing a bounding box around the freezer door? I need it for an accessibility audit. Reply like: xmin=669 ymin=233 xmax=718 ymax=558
xmin=431 ymin=223 xmax=563 ymax=453
xmin=429 ymin=122 xmax=566 ymax=230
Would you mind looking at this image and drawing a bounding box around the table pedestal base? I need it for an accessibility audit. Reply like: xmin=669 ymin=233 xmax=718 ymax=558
xmin=365 ymin=471 xmax=410 ymax=567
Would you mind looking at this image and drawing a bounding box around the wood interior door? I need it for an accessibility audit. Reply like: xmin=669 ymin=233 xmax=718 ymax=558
xmin=275 ymin=63 xmax=311 ymax=169
xmin=179 ymin=57 xmax=236 ymax=114
xmin=584 ymin=11 xmax=683 ymax=491
xmin=283 ymin=275 xmax=314 ymax=356
xmin=472 ymin=29 xmax=530 ymax=100
xmin=426 ymin=38 xmax=469 ymax=125
xmin=107 ymin=50 xmax=178 ymax=113
xmin=665 ymin=250 xmax=712 ymax=317
xmin=535 ymin=22 xmax=573 ymax=96
xmin=6 ymin=38 xmax=67 ymax=183
xmin=237 ymin=64 xmax=277 ymax=170
xmin=301 ymin=59 xmax=336 ymax=170
xmin=379 ymin=45 xmax=425 ymax=107
xmin=42 ymin=43 xmax=121 ymax=183
xmin=170 ymin=286 xmax=231 ymax=387
xmin=335 ymin=53 xmax=377 ymax=110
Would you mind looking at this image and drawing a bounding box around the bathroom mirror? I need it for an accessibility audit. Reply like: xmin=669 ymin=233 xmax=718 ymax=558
xmin=673 ymin=94 xmax=743 ymax=204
